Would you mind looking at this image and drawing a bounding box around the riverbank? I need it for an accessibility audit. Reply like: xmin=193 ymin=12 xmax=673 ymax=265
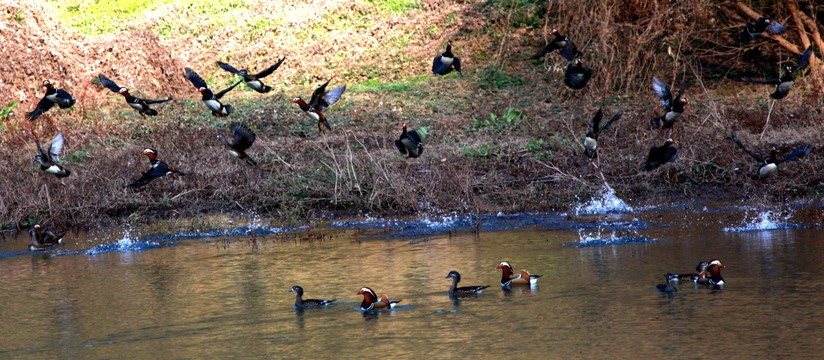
xmin=1 ymin=0 xmax=822 ymax=229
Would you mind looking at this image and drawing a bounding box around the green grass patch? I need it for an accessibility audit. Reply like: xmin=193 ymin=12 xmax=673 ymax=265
xmin=460 ymin=143 xmax=500 ymax=159
xmin=365 ymin=0 xmax=419 ymax=14
xmin=478 ymin=66 xmax=524 ymax=90
xmin=48 ymin=0 xmax=174 ymax=35
xmin=49 ymin=0 xmax=250 ymax=35
xmin=351 ymin=76 xmax=428 ymax=93
xmin=471 ymin=107 xmax=523 ymax=131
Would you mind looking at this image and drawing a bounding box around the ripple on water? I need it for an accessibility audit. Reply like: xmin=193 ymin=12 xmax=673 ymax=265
xmin=563 ymin=227 xmax=657 ymax=248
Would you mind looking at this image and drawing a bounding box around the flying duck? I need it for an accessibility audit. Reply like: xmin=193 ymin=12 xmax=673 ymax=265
xmin=126 ymin=148 xmax=185 ymax=188
xmin=26 ymin=80 xmax=76 ymax=121
xmin=28 ymin=224 xmax=66 ymax=251
xmin=432 ymin=40 xmax=462 ymax=76
xmin=98 ymin=74 xmax=172 ymax=117
xmin=564 ymin=58 xmax=593 ymax=90
xmin=445 ymin=271 xmax=489 ymax=297
xmin=741 ymin=47 xmax=813 ymax=100
xmin=185 ymin=67 xmax=242 ymax=117
xmin=289 ymin=286 xmax=335 ymax=308
xmin=665 ymin=261 xmax=709 ymax=283
xmin=290 ymin=79 xmax=346 ymax=132
xmin=395 ymin=123 xmax=424 ymax=158
xmin=731 ymin=131 xmax=812 ymax=178
xmin=356 ymin=287 xmax=401 ymax=311
xmin=34 ymin=132 xmax=71 ymax=177
xmin=217 ymin=57 xmax=286 ymax=93
xmin=583 ymin=108 xmax=622 ymax=158
xmin=642 ymin=138 xmax=679 ymax=171
xmin=216 ymin=122 xmax=257 ymax=166
xmin=496 ymin=261 xmax=541 ymax=287
xmin=531 ymin=28 xmax=581 ymax=61
xmin=741 ymin=16 xmax=787 ymax=42
xmin=650 ymin=76 xmax=688 ymax=130
xmin=696 ymin=259 xmax=725 ymax=286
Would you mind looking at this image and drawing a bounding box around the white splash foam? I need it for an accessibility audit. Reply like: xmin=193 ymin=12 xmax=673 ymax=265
xmin=723 ymin=210 xmax=798 ymax=232
xmin=575 ymin=185 xmax=633 ymax=216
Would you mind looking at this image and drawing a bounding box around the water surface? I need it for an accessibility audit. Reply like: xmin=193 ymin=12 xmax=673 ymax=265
xmin=1 ymin=203 xmax=823 ymax=359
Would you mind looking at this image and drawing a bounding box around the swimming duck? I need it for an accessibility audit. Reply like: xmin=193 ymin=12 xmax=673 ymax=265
xmin=642 ymin=138 xmax=679 ymax=171
xmin=126 ymin=148 xmax=185 ymax=188
xmin=665 ymin=261 xmax=709 ymax=283
xmin=216 ymin=123 xmax=257 ymax=166
xmin=583 ymin=108 xmax=622 ymax=158
xmin=696 ymin=259 xmax=725 ymax=286
xmin=217 ymin=57 xmax=286 ymax=93
xmin=656 ymin=275 xmax=678 ymax=295
xmin=35 ymin=132 xmax=71 ymax=177
xmin=185 ymin=67 xmax=242 ymax=117
xmin=496 ymin=261 xmax=541 ymax=287
xmin=445 ymin=271 xmax=489 ymax=297
xmin=357 ymin=287 xmax=401 ymax=311
xmin=650 ymin=76 xmax=688 ymax=130
xmin=28 ymin=224 xmax=66 ymax=251
xmin=98 ymin=74 xmax=172 ymax=117
xmin=741 ymin=47 xmax=813 ymax=100
xmin=741 ymin=16 xmax=787 ymax=42
xmin=289 ymin=286 xmax=335 ymax=308
xmin=731 ymin=131 xmax=812 ymax=178
xmin=564 ymin=58 xmax=593 ymax=90
xmin=291 ymin=79 xmax=346 ymax=132
xmin=432 ymin=40 xmax=462 ymax=76
xmin=26 ymin=80 xmax=76 ymax=121
xmin=531 ymin=28 xmax=580 ymax=61
xmin=395 ymin=123 xmax=424 ymax=158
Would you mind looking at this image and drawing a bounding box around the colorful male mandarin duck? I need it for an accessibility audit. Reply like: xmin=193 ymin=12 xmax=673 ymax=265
xmin=99 ymin=74 xmax=172 ymax=117
xmin=126 ymin=148 xmax=185 ymax=188
xmin=28 ymin=224 xmax=66 ymax=251
xmin=357 ymin=287 xmax=401 ymax=311
xmin=696 ymin=259 xmax=725 ymax=286
xmin=496 ymin=261 xmax=541 ymax=287
xmin=291 ymin=79 xmax=346 ymax=132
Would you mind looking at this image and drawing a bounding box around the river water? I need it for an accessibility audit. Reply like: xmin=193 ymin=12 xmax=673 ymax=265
xmin=1 ymin=194 xmax=823 ymax=359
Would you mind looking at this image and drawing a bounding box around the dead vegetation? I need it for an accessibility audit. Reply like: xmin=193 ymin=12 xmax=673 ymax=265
xmin=1 ymin=0 xmax=823 ymax=228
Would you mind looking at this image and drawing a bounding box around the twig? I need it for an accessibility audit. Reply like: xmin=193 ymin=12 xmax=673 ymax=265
xmin=760 ymin=99 xmax=776 ymax=140
xmin=170 ymin=187 xmax=205 ymax=201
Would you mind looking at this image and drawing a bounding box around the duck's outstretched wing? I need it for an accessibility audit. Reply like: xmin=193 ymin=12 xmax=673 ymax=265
xmin=731 ymin=131 xmax=765 ymax=163
xmin=98 ymin=74 xmax=122 ymax=93
xmin=255 ymin=57 xmax=286 ymax=78
xmin=651 ymin=76 xmax=673 ymax=109
xmin=216 ymin=61 xmax=241 ymax=75
xmin=776 ymin=146 xmax=812 ymax=164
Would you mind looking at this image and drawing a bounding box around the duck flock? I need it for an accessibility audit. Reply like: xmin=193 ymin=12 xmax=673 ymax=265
xmin=18 ymin=9 xmax=817 ymax=308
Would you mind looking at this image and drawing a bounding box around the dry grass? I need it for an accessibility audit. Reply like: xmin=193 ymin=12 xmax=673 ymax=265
xmin=1 ymin=0 xmax=823 ymax=228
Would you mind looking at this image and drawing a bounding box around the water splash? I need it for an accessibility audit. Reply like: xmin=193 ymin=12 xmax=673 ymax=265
xmin=85 ymin=226 xmax=173 ymax=255
xmin=722 ymin=210 xmax=801 ymax=232
xmin=564 ymin=227 xmax=656 ymax=248
xmin=575 ymin=185 xmax=633 ymax=216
